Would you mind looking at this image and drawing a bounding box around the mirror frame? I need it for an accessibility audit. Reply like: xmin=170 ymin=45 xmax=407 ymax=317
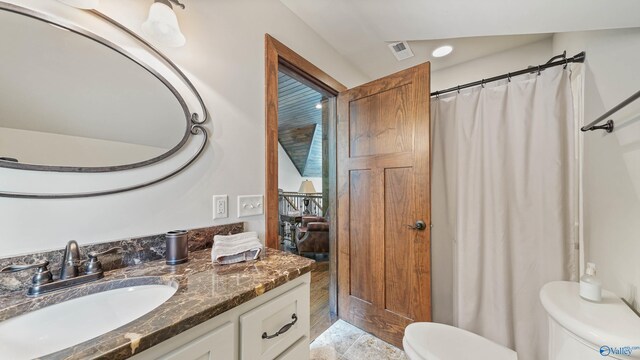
xmin=0 ymin=2 xmax=210 ymax=199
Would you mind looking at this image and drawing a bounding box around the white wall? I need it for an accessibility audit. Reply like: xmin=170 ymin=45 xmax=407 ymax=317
xmin=277 ymin=143 xmax=322 ymax=193
xmin=554 ymin=28 xmax=640 ymax=313
xmin=0 ymin=127 xmax=167 ymax=167
xmin=431 ymin=38 xmax=553 ymax=92
xmin=430 ymin=39 xmax=554 ymax=325
xmin=0 ymin=0 xmax=367 ymax=256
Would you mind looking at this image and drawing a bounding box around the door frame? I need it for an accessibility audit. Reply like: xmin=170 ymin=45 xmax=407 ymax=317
xmin=264 ymin=34 xmax=346 ymax=315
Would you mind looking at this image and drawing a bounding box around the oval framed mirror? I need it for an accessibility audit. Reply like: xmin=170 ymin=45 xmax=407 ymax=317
xmin=0 ymin=2 xmax=209 ymax=198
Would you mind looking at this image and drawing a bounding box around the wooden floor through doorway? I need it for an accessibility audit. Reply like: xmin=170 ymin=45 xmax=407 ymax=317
xmin=310 ymin=261 xmax=337 ymax=341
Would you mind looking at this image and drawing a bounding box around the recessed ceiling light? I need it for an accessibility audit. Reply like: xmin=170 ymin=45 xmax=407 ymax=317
xmin=432 ymin=45 xmax=453 ymax=58
xmin=315 ymin=103 xmax=323 ymax=109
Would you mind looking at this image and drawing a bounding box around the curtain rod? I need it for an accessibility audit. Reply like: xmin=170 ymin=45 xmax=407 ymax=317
xmin=431 ymin=51 xmax=586 ymax=97
xmin=581 ymin=89 xmax=640 ymax=133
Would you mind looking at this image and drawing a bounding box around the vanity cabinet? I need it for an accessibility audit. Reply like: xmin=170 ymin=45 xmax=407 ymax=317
xmin=275 ymin=337 xmax=310 ymax=360
xmin=240 ymin=283 xmax=309 ymax=360
xmin=131 ymin=273 xmax=310 ymax=360
xmin=158 ymin=322 xmax=234 ymax=360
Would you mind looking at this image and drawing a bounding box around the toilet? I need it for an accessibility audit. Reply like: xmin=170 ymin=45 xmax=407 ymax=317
xmin=403 ymin=322 xmax=517 ymax=360
xmin=403 ymin=281 xmax=640 ymax=360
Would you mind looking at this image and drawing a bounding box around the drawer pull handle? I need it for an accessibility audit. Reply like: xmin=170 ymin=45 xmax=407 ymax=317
xmin=261 ymin=313 xmax=298 ymax=340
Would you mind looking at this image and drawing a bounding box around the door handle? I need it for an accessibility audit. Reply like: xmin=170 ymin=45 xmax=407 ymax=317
xmin=407 ymin=220 xmax=426 ymax=231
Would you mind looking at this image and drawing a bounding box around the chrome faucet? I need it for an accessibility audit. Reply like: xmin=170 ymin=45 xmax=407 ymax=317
xmin=59 ymin=240 xmax=80 ymax=280
xmin=0 ymin=241 xmax=122 ymax=297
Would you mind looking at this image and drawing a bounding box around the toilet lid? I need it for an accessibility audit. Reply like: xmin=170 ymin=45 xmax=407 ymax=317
xmin=403 ymin=323 xmax=517 ymax=360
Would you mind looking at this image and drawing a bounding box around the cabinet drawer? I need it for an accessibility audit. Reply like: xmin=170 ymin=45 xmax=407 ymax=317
xmin=276 ymin=336 xmax=309 ymax=360
xmin=158 ymin=321 xmax=234 ymax=360
xmin=240 ymin=283 xmax=310 ymax=360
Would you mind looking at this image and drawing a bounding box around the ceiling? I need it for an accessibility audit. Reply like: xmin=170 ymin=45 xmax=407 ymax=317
xmin=280 ymin=0 xmax=640 ymax=79
xmin=278 ymin=72 xmax=325 ymax=177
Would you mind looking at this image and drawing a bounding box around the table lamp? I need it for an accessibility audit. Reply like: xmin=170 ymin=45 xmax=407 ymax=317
xmin=298 ymin=180 xmax=316 ymax=215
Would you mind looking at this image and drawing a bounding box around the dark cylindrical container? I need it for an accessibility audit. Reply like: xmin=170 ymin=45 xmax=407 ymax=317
xmin=166 ymin=230 xmax=188 ymax=265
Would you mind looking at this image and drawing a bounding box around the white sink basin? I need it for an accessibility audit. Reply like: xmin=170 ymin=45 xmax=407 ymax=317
xmin=0 ymin=282 xmax=177 ymax=359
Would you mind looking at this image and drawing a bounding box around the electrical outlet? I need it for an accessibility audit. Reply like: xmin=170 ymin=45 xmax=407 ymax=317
xmin=237 ymin=195 xmax=263 ymax=217
xmin=212 ymin=195 xmax=228 ymax=219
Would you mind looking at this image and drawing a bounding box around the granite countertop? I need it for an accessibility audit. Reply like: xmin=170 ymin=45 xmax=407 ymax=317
xmin=0 ymin=248 xmax=314 ymax=359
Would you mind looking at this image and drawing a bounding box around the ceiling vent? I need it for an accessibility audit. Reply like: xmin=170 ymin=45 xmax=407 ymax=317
xmin=388 ymin=41 xmax=414 ymax=61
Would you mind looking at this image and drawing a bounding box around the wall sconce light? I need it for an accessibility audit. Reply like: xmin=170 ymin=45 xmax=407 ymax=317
xmin=142 ymin=0 xmax=187 ymax=48
xmin=57 ymin=0 xmax=187 ymax=48
xmin=57 ymin=0 xmax=99 ymax=9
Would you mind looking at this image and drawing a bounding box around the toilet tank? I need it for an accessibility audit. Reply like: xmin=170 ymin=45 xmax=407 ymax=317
xmin=540 ymin=281 xmax=640 ymax=360
xmin=547 ymin=315 xmax=608 ymax=359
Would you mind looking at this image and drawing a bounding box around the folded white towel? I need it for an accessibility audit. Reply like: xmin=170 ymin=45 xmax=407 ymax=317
xmin=212 ymin=232 xmax=262 ymax=265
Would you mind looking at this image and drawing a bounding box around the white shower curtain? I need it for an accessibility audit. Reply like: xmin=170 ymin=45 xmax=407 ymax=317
xmin=432 ymin=67 xmax=579 ymax=360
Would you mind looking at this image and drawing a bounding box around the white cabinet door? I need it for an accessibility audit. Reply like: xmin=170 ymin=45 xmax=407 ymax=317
xmin=159 ymin=322 xmax=234 ymax=360
xmin=240 ymin=283 xmax=310 ymax=360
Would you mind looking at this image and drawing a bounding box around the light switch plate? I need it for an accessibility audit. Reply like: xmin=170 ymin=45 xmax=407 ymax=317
xmin=213 ymin=195 xmax=228 ymax=219
xmin=237 ymin=195 xmax=263 ymax=217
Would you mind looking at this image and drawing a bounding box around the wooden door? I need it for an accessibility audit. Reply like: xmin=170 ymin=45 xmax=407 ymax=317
xmin=337 ymin=63 xmax=431 ymax=347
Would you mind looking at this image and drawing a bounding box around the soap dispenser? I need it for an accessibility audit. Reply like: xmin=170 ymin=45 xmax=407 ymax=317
xmin=579 ymin=262 xmax=602 ymax=302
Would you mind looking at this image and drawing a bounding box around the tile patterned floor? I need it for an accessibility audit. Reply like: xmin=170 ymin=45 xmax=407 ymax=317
xmin=310 ymin=320 xmax=408 ymax=360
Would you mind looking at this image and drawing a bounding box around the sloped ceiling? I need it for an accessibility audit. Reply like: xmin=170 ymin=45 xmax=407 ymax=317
xmin=279 ymin=124 xmax=318 ymax=176
xmin=278 ymin=72 xmax=324 ymax=177
xmin=279 ymin=0 xmax=640 ymax=79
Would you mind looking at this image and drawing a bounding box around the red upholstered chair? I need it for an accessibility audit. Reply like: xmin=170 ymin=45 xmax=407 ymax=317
xmin=295 ymin=216 xmax=329 ymax=255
